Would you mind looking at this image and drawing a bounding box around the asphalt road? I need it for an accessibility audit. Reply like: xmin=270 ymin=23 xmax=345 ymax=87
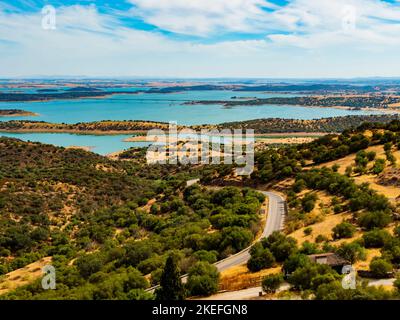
xmin=199 ymin=283 xmax=291 ymax=300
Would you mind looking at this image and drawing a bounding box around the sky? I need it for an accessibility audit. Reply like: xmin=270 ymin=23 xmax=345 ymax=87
xmin=1 ymin=0 xmax=400 ymax=78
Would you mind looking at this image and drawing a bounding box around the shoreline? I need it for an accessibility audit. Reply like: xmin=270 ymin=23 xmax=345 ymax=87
xmin=123 ymin=132 xmax=328 ymax=142
xmin=0 ymin=114 xmax=398 ymax=136
xmin=193 ymin=102 xmax=400 ymax=114
xmin=1 ymin=90 xmax=400 ymax=115
xmin=0 ymin=128 xmax=148 ymax=135
xmin=66 ymin=145 xmax=95 ymax=152
xmin=0 ymin=112 xmax=39 ymax=117
xmin=0 ymin=129 xmax=328 ymax=141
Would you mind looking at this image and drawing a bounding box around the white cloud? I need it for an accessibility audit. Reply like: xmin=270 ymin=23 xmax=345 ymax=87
xmin=1 ymin=1 xmax=400 ymax=78
xmin=268 ymin=0 xmax=400 ymax=48
xmin=0 ymin=4 xmax=274 ymax=77
xmin=128 ymin=0 xmax=400 ymax=48
xmin=128 ymin=0 xmax=278 ymax=36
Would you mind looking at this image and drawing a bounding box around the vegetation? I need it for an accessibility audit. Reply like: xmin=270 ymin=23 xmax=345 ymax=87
xmin=186 ymin=261 xmax=219 ymax=297
xmin=0 ymin=114 xmax=399 ymax=135
xmin=155 ymin=255 xmax=186 ymax=300
xmin=2 ymin=117 xmax=400 ymax=300
xmin=0 ymin=109 xmax=37 ymax=117
xmin=261 ymin=274 xmax=284 ymax=294
xmin=186 ymin=96 xmax=400 ymax=109
xmin=332 ymin=222 xmax=356 ymax=240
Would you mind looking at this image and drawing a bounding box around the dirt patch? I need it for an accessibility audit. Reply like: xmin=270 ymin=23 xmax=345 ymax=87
xmin=0 ymin=257 xmax=52 ymax=295
xmin=219 ymin=264 xmax=281 ymax=292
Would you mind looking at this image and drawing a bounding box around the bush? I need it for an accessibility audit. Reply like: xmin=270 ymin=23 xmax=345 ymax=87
xmin=358 ymin=211 xmax=391 ymax=230
xmin=369 ymin=258 xmax=393 ymax=278
xmin=362 ymin=229 xmax=392 ymax=248
xmin=262 ymin=274 xmax=284 ymax=293
xmin=394 ymin=225 xmax=400 ymax=238
xmin=394 ymin=277 xmax=400 ymax=293
xmin=336 ymin=242 xmax=366 ymax=264
xmin=315 ymin=235 xmax=328 ymax=243
xmin=264 ymin=232 xmax=298 ymax=262
xmin=304 ymin=227 xmax=313 ymax=236
xmin=186 ymin=262 xmax=219 ymax=297
xmin=247 ymin=245 xmax=275 ymax=272
xmin=193 ymin=250 xmax=218 ymax=264
xmin=299 ymin=241 xmax=319 ymax=255
xmin=288 ymin=263 xmax=339 ymax=291
xmin=372 ymin=159 xmax=385 ymax=175
xmin=75 ymin=253 xmax=104 ymax=279
xmin=282 ymin=253 xmax=310 ymax=275
xmin=301 ymin=193 xmax=318 ymax=213
xmin=332 ymin=222 xmax=356 ymax=240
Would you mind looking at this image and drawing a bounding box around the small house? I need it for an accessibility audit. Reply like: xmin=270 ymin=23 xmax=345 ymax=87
xmin=308 ymin=253 xmax=350 ymax=273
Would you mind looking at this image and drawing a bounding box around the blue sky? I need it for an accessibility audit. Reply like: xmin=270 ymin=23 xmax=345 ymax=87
xmin=1 ymin=0 xmax=400 ymax=78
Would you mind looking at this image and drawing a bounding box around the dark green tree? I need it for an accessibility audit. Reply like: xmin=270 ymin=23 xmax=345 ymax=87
xmin=262 ymin=273 xmax=284 ymax=293
xmin=186 ymin=262 xmax=219 ymax=297
xmin=155 ymin=255 xmax=186 ymax=300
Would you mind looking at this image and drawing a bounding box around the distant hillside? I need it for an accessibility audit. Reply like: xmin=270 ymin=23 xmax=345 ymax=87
xmin=205 ymin=115 xmax=400 ymax=133
xmin=1 ymin=115 xmax=399 ymax=134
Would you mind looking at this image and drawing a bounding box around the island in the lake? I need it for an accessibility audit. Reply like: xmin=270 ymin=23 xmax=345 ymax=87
xmin=0 ymin=109 xmax=38 ymax=117
xmin=184 ymin=95 xmax=400 ymax=111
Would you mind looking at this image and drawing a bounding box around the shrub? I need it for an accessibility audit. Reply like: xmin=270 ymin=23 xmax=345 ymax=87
xmin=372 ymin=159 xmax=385 ymax=175
xmin=75 ymin=253 xmax=104 ymax=279
xmin=301 ymin=193 xmax=318 ymax=213
xmin=332 ymin=222 xmax=356 ymax=240
xmin=288 ymin=263 xmax=339 ymax=291
xmin=247 ymin=246 xmax=275 ymax=272
xmin=315 ymin=235 xmax=328 ymax=243
xmin=262 ymin=274 xmax=284 ymax=293
xmin=336 ymin=242 xmax=366 ymax=264
xmin=394 ymin=277 xmax=400 ymax=293
xmin=369 ymin=258 xmax=393 ymax=278
xmin=193 ymin=250 xmax=218 ymax=264
xmin=186 ymin=262 xmax=219 ymax=297
xmin=358 ymin=211 xmax=391 ymax=230
xmin=304 ymin=227 xmax=313 ymax=236
xmin=282 ymin=253 xmax=310 ymax=275
xmin=362 ymin=229 xmax=392 ymax=248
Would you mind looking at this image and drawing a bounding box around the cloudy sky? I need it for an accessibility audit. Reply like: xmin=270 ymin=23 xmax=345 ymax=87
xmin=1 ymin=0 xmax=400 ymax=78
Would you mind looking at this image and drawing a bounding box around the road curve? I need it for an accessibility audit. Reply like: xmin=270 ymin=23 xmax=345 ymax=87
xmin=146 ymin=190 xmax=286 ymax=292
xmin=213 ymin=191 xmax=286 ymax=273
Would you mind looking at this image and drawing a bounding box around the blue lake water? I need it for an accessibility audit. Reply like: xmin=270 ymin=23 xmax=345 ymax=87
xmin=0 ymin=91 xmax=380 ymax=125
xmin=0 ymin=132 xmax=150 ymax=155
xmin=0 ymin=90 xmax=384 ymax=154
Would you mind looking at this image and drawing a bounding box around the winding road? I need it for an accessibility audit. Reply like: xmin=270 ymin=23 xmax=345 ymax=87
xmin=213 ymin=191 xmax=286 ymax=273
xmin=146 ymin=190 xmax=286 ymax=292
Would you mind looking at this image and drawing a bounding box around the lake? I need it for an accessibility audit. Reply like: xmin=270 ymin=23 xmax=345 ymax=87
xmin=0 ymin=90 xmax=384 ymax=154
xmin=0 ymin=132 xmax=150 ymax=155
xmin=0 ymin=90 xmax=381 ymax=125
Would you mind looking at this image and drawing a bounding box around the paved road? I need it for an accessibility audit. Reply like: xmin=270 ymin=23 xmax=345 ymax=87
xmin=147 ymin=190 xmax=286 ymax=292
xmin=200 ymin=278 xmax=397 ymax=300
xmin=213 ymin=191 xmax=286 ymax=273
xmin=199 ymin=283 xmax=291 ymax=300
xmin=200 ymin=286 xmax=264 ymax=300
xmin=368 ymin=278 xmax=396 ymax=287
